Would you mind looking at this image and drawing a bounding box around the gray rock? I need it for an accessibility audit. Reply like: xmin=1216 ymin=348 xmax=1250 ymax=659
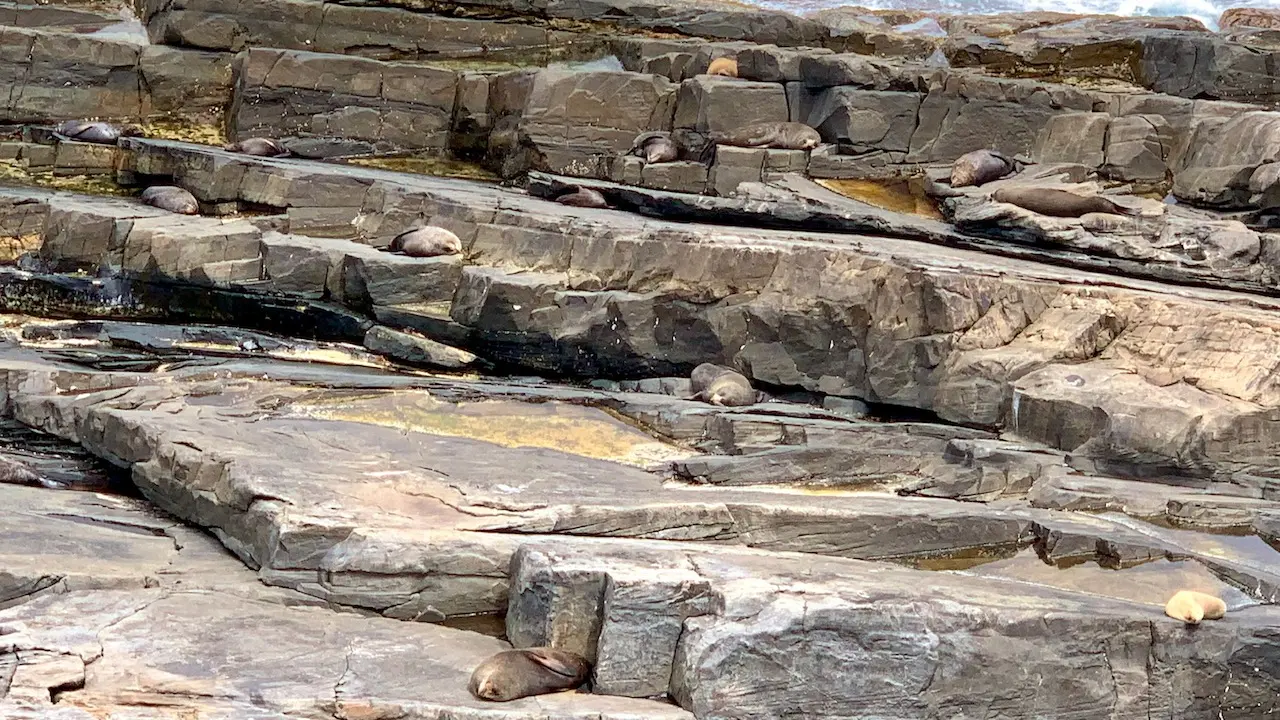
xmin=673 ymin=76 xmax=789 ymax=135
xmin=363 ymin=325 xmax=478 ymax=369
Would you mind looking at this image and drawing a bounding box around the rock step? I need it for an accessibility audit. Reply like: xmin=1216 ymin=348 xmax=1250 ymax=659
xmin=3 ymin=345 xmax=1277 ymax=609
xmin=506 ymin=538 xmax=1280 ymax=718
xmin=0 ymin=483 xmax=690 ymax=720
xmin=16 ymin=140 xmax=1280 ymax=487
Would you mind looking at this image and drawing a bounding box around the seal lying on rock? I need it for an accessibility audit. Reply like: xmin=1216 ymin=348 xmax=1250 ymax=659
xmin=224 ymin=137 xmax=289 ymax=157
xmin=950 ymin=149 xmax=1021 ymax=187
xmin=710 ymin=121 xmax=821 ymax=151
xmin=1164 ymin=590 xmax=1227 ymax=625
xmin=629 ymin=131 xmax=679 ymax=164
xmin=388 ymin=226 xmax=462 ymax=257
xmin=140 ymin=186 xmax=199 ymax=215
xmin=688 ymin=363 xmax=756 ymax=407
xmin=707 ymin=57 xmax=739 ymax=77
xmin=469 ymin=648 xmax=591 ymax=702
xmin=992 ymin=186 xmax=1140 ymax=218
xmin=554 ymin=187 xmax=610 ymax=209
xmin=54 ymin=120 xmax=142 ymax=144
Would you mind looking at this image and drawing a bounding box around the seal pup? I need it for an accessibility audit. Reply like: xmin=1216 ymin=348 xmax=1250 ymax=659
xmin=628 ymin=131 xmax=679 ymax=164
xmin=140 ymin=186 xmax=199 ymax=215
xmin=992 ymin=186 xmax=1140 ymax=218
xmin=706 ymin=57 xmax=739 ymax=78
xmin=688 ymin=362 xmax=755 ymax=407
xmin=223 ymin=137 xmax=290 ymax=157
xmin=54 ymin=120 xmax=142 ymax=144
xmin=1164 ymin=590 xmax=1227 ymax=625
xmin=554 ymin=187 xmax=610 ymax=209
xmin=389 ymin=226 xmax=462 ymax=257
xmin=710 ymin=121 xmax=821 ymax=151
xmin=950 ymin=149 xmax=1020 ymax=187
xmin=469 ymin=648 xmax=591 ymax=702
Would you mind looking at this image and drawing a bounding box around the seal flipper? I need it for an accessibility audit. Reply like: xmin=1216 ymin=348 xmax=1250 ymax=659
xmin=523 ymin=649 xmax=585 ymax=679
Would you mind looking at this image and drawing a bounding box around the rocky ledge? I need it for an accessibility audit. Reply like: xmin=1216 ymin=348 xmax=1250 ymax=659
xmin=4 ymin=1 xmax=1280 ymax=720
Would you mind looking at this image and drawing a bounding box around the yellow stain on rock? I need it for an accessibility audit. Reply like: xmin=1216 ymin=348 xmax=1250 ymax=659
xmin=347 ymin=154 xmax=499 ymax=182
xmin=292 ymin=394 xmax=693 ymax=467
xmin=815 ymin=178 xmax=942 ymax=219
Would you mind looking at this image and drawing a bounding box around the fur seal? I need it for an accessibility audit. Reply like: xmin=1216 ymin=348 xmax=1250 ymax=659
xmin=468 ymin=648 xmax=591 ymax=702
xmin=140 ymin=186 xmax=199 ymax=215
xmin=707 ymin=57 xmax=739 ymax=78
xmin=991 ymin=186 xmax=1140 ymax=218
xmin=629 ymin=131 xmax=679 ymax=164
xmin=554 ymin=187 xmax=610 ymax=209
xmin=1164 ymin=590 xmax=1227 ymax=625
xmin=224 ymin=137 xmax=289 ymax=157
xmin=710 ymin=121 xmax=821 ymax=151
xmin=950 ymin=149 xmax=1020 ymax=187
xmin=688 ymin=363 xmax=755 ymax=407
xmin=389 ymin=226 xmax=462 ymax=257
xmin=54 ymin=120 xmax=142 ymax=144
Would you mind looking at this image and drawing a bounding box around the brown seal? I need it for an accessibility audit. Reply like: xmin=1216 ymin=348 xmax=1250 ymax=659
xmin=708 ymin=122 xmax=821 ymax=157
xmin=707 ymin=57 xmax=739 ymax=78
xmin=950 ymin=149 xmax=1019 ymax=187
xmin=688 ymin=363 xmax=755 ymax=407
xmin=389 ymin=226 xmax=462 ymax=257
xmin=1164 ymin=590 xmax=1227 ymax=625
xmin=554 ymin=187 xmax=610 ymax=209
xmin=224 ymin=138 xmax=289 ymax=157
xmin=140 ymin=186 xmax=199 ymax=215
xmin=54 ymin=121 xmax=142 ymax=144
xmin=629 ymin=131 xmax=679 ymax=164
xmin=992 ymin=186 xmax=1140 ymax=218
xmin=468 ymin=648 xmax=591 ymax=702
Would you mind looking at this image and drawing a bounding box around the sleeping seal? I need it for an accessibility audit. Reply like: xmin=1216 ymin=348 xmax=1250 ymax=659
xmin=710 ymin=121 xmax=821 ymax=151
xmin=950 ymin=149 xmax=1020 ymax=187
xmin=224 ymin=137 xmax=290 ymax=157
xmin=54 ymin=120 xmax=142 ymax=144
xmin=469 ymin=648 xmax=591 ymax=702
xmin=629 ymin=131 xmax=679 ymax=164
xmin=992 ymin=186 xmax=1140 ymax=218
xmin=688 ymin=363 xmax=755 ymax=407
xmin=1164 ymin=590 xmax=1227 ymax=625
xmin=554 ymin=187 xmax=610 ymax=209
xmin=389 ymin=226 xmax=462 ymax=257
xmin=140 ymin=186 xmax=199 ymax=215
xmin=707 ymin=57 xmax=739 ymax=77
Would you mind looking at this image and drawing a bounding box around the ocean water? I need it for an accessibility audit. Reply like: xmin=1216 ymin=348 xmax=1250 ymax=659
xmin=746 ymin=0 xmax=1280 ymax=31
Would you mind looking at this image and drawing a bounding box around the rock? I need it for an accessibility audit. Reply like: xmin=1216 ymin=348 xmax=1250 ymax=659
xmin=342 ymin=247 xmax=463 ymax=311
xmin=1220 ymin=7 xmax=1280 ymax=31
xmin=228 ymin=48 xmax=459 ymax=152
xmin=802 ymin=86 xmax=921 ymax=155
xmin=507 ymin=538 xmax=1280 ymax=715
xmin=708 ymin=146 xmax=766 ymax=196
xmin=673 ymin=76 xmax=789 ymax=135
xmin=514 ymin=69 xmax=677 ymax=178
xmin=363 ymin=324 xmax=478 ymax=369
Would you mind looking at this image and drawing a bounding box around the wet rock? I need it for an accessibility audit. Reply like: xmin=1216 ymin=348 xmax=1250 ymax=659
xmin=363 ymin=325 xmax=478 ymax=370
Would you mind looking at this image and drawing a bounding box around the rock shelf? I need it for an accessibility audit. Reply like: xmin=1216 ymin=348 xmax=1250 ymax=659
xmin=5 ymin=1 xmax=1280 ymax=719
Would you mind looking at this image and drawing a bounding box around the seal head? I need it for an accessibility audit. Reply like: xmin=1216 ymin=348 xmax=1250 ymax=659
xmin=469 ymin=648 xmax=591 ymax=702
xmin=554 ymin=187 xmax=610 ymax=209
xmin=1164 ymin=590 xmax=1227 ymax=625
xmin=707 ymin=57 xmax=739 ymax=77
xmin=139 ymin=186 xmax=199 ymax=215
xmin=688 ymin=362 xmax=756 ymax=407
xmin=629 ymin=131 xmax=679 ymax=164
xmin=224 ymin=138 xmax=290 ymax=157
xmin=389 ymin=226 xmax=462 ymax=257
xmin=950 ymin=149 xmax=1017 ymax=188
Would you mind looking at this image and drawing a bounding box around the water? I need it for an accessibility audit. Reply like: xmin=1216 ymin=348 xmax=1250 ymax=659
xmin=746 ymin=0 xmax=1280 ymax=31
